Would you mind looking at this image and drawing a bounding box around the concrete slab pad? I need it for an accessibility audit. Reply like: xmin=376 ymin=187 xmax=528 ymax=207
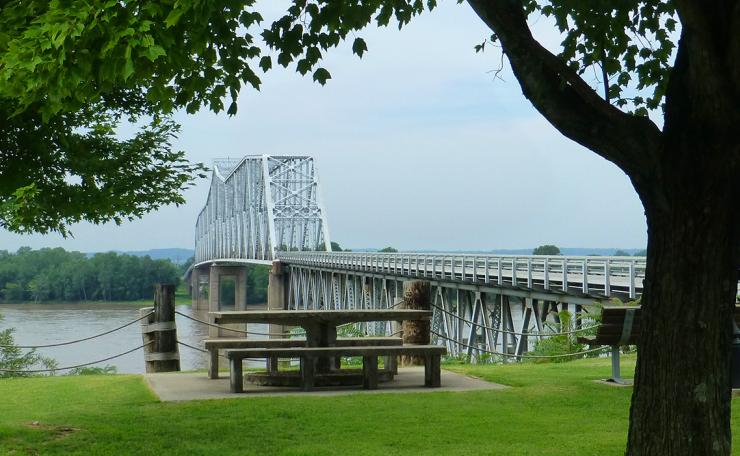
xmin=593 ymin=379 xmax=633 ymax=387
xmin=144 ymin=367 xmax=505 ymax=402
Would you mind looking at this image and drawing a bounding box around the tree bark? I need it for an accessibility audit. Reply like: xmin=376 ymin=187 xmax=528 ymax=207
xmin=627 ymin=159 xmax=738 ymax=454
xmin=626 ymin=24 xmax=740 ymax=455
xmin=466 ymin=2 xmax=740 ymax=454
xmin=401 ymin=280 xmax=431 ymax=366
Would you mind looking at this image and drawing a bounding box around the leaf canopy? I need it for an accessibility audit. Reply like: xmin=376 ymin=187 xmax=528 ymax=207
xmin=0 ymin=0 xmax=679 ymax=234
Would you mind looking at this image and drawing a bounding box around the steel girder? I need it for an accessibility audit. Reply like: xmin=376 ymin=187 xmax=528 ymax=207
xmin=195 ymin=155 xmax=331 ymax=263
xmin=282 ymin=263 xmax=595 ymax=360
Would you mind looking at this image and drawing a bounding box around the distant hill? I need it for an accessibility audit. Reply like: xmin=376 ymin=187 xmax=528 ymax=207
xmin=490 ymin=247 xmax=645 ymax=256
xmin=88 ymin=248 xmax=194 ymax=264
xmin=125 ymin=248 xmax=194 ymax=263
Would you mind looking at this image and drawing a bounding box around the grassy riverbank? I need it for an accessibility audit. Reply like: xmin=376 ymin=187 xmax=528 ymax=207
xmin=1 ymin=356 xmax=739 ymax=455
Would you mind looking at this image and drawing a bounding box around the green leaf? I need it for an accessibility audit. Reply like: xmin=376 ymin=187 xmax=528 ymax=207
xmin=123 ymin=56 xmax=134 ymax=81
xmin=259 ymin=56 xmax=272 ymax=72
xmin=164 ymin=7 xmax=185 ymax=28
xmin=312 ymin=68 xmax=331 ymax=85
xmin=227 ymin=101 xmax=238 ymax=116
xmin=296 ymin=59 xmax=311 ymax=75
xmin=142 ymin=45 xmax=166 ymax=62
xmin=352 ymin=37 xmax=367 ymax=58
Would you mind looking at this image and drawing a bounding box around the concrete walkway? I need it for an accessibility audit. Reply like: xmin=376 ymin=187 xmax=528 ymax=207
xmin=144 ymin=367 xmax=505 ymax=402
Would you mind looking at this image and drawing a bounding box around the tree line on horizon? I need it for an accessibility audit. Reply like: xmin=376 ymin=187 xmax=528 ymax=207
xmin=532 ymin=245 xmax=646 ymax=256
xmin=0 ymin=247 xmax=181 ymax=303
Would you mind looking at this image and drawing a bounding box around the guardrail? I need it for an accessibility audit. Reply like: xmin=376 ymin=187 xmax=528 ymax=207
xmin=277 ymin=252 xmax=647 ymax=299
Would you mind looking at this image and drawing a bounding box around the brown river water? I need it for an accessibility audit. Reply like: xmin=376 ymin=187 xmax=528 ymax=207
xmin=0 ymin=302 xmax=267 ymax=374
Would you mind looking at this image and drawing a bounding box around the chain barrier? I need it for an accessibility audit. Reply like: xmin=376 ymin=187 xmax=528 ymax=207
xmin=0 ymin=311 xmax=154 ymax=349
xmin=0 ymin=341 xmax=153 ymax=374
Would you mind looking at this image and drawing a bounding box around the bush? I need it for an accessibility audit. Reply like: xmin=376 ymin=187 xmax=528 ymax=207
xmin=0 ymin=318 xmax=57 ymax=378
xmin=527 ymin=311 xmax=590 ymax=363
xmin=532 ymin=245 xmax=561 ymax=255
xmin=67 ymin=365 xmax=117 ymax=376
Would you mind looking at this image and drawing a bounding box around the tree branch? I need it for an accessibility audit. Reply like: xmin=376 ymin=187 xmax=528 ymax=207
xmin=466 ymin=0 xmax=663 ymax=185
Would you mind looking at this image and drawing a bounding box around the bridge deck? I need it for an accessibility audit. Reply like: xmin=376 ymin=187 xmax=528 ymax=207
xmin=276 ymin=252 xmax=645 ymax=299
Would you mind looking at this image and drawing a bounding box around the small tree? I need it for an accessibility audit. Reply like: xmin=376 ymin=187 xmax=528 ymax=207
xmin=330 ymin=241 xmax=343 ymax=252
xmin=532 ymin=245 xmax=561 ymax=256
xmin=0 ymin=315 xmax=57 ymax=378
xmin=379 ymin=247 xmax=398 ymax=253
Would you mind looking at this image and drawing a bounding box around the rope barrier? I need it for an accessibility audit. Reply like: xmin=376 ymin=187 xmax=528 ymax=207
xmin=0 ymin=341 xmax=152 ymax=374
xmin=175 ymin=310 xmax=392 ymax=336
xmin=174 ymin=311 xmax=298 ymax=336
xmin=0 ymin=311 xmax=154 ymax=349
xmin=176 ymin=340 xmax=211 ymax=354
xmin=431 ymin=330 xmax=609 ymax=359
xmin=432 ymin=304 xmax=599 ymax=337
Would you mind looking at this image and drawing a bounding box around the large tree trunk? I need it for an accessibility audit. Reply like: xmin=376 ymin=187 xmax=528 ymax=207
xmin=628 ymin=179 xmax=738 ymax=455
xmin=465 ymin=2 xmax=739 ymax=452
xmin=626 ymin=40 xmax=739 ymax=452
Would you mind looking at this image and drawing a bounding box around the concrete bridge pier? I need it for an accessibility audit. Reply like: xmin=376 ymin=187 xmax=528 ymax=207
xmin=190 ymin=266 xmax=211 ymax=312
xmin=267 ymin=263 xmax=289 ymax=333
xmin=207 ymin=264 xmax=248 ymax=338
xmin=267 ymin=261 xmax=290 ymax=372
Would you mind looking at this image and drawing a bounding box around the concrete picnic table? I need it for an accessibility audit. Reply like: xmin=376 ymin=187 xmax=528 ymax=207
xmin=210 ymin=309 xmax=432 ymax=372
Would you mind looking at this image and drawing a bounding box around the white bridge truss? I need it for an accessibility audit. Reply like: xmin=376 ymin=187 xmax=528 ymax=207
xmin=278 ymin=252 xmax=647 ymax=358
xmin=195 ymin=156 xmax=331 ymax=264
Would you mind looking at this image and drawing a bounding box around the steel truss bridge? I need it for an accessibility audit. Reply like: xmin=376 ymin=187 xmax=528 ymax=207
xmin=195 ymin=155 xmax=331 ymax=263
xmin=192 ymin=155 xmax=647 ymax=360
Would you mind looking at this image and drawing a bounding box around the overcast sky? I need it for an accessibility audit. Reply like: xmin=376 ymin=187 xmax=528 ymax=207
xmin=0 ymin=1 xmax=648 ymax=253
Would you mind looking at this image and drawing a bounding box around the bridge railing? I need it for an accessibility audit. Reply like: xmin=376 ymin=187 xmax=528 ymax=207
xmin=276 ymin=251 xmax=647 ymax=299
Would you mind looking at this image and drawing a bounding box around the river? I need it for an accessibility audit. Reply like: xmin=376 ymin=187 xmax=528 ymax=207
xmin=0 ymin=302 xmax=266 ymax=374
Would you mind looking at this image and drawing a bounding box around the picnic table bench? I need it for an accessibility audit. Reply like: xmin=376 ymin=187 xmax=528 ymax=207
xmin=579 ymin=306 xmax=740 ymax=384
xmin=210 ymin=309 xmax=439 ymax=391
xmin=577 ymin=306 xmax=639 ymax=384
xmin=227 ymin=345 xmax=447 ymax=393
xmin=211 ymin=309 xmax=432 ymax=372
xmin=204 ymin=336 xmax=402 ymax=379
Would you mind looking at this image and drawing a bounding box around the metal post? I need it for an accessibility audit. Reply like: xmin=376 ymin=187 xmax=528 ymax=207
xmin=609 ymin=345 xmax=625 ymax=384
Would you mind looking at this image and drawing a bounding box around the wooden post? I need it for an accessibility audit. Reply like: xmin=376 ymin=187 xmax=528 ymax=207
xmin=141 ymin=284 xmax=180 ymax=373
xmin=424 ymin=354 xmax=441 ymax=387
xmin=230 ymin=356 xmax=244 ymax=393
xmin=363 ymin=355 xmax=379 ymax=389
xmin=401 ymin=280 xmax=431 ymax=366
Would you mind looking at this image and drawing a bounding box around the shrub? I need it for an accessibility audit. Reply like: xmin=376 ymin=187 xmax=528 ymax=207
xmin=0 ymin=316 xmax=57 ymax=378
xmin=68 ymin=365 xmax=117 ymax=376
xmin=527 ymin=311 xmax=588 ymax=363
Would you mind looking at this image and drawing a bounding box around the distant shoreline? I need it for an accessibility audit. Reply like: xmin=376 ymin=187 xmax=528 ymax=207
xmin=0 ymin=298 xmax=191 ymax=307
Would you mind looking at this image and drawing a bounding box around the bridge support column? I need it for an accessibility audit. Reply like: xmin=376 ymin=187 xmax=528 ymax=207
xmin=190 ymin=266 xmax=210 ymax=312
xmin=208 ymin=264 xmax=248 ymax=338
xmin=267 ymin=261 xmax=291 ymax=372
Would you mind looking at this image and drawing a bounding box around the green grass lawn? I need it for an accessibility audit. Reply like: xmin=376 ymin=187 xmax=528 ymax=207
xmin=1 ymin=356 xmax=739 ymax=455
